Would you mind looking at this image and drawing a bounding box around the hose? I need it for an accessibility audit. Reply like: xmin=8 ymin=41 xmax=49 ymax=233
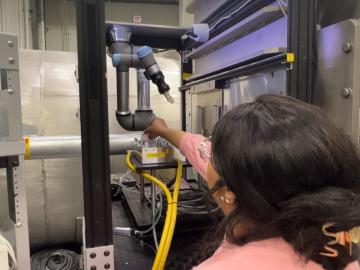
xmin=114 ymin=192 xmax=164 ymax=238
xmin=126 ymin=151 xmax=182 ymax=270
xmin=126 ymin=151 xmax=173 ymax=270
xmin=30 ymin=249 xmax=79 ymax=270
xmin=159 ymin=158 xmax=182 ymax=269
xmin=136 ymin=191 xmax=163 ymax=236
xmin=0 ymin=232 xmax=17 ymax=270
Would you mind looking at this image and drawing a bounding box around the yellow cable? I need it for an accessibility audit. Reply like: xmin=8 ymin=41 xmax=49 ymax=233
xmin=126 ymin=151 xmax=183 ymax=270
xmin=126 ymin=151 xmax=172 ymax=270
xmin=125 ymin=151 xmax=172 ymax=262
xmin=159 ymin=159 xmax=182 ymax=268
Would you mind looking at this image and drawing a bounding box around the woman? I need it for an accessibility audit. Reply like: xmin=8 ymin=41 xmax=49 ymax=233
xmin=145 ymin=94 xmax=360 ymax=270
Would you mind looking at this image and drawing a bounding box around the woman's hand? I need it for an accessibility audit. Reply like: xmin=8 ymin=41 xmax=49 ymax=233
xmin=144 ymin=118 xmax=169 ymax=139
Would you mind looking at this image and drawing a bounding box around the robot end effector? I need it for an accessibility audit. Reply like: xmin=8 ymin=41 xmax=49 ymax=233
xmin=136 ymin=46 xmax=174 ymax=104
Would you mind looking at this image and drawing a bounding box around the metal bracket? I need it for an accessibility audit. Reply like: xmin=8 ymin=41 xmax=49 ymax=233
xmin=0 ymin=156 xmax=19 ymax=169
xmin=84 ymin=245 xmax=114 ymax=270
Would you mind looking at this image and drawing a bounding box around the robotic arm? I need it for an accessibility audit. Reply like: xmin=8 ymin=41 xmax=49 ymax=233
xmin=106 ymin=23 xmax=209 ymax=131
xmin=106 ymin=25 xmax=174 ymax=131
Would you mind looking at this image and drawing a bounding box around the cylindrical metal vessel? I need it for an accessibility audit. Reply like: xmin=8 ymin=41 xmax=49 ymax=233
xmin=26 ymin=133 xmax=141 ymax=160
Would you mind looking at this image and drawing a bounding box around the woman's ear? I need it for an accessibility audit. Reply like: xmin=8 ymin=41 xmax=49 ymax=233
xmin=223 ymin=187 xmax=236 ymax=206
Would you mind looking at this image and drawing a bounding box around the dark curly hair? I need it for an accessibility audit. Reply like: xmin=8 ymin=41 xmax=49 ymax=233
xmin=168 ymin=94 xmax=360 ymax=270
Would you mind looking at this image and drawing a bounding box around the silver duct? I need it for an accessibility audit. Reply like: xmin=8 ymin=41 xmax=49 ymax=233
xmin=26 ymin=133 xmax=141 ymax=160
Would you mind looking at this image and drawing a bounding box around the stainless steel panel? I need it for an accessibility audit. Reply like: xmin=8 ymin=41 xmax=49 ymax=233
xmin=192 ymin=18 xmax=287 ymax=78
xmin=0 ymin=49 xmax=181 ymax=249
xmin=314 ymin=19 xmax=360 ymax=145
xmin=19 ymin=50 xmax=42 ymax=136
xmin=24 ymin=160 xmax=47 ymax=247
xmin=45 ymin=158 xmax=83 ymax=245
xmin=192 ymin=81 xmax=216 ymax=93
xmin=191 ymin=89 xmax=223 ymax=136
xmin=188 ymin=70 xmax=286 ymax=136
xmin=224 ymin=68 xmax=286 ymax=110
xmin=318 ymin=0 xmax=360 ymax=28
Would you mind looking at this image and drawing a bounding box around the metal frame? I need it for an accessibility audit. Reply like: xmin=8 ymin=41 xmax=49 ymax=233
xmin=287 ymin=0 xmax=317 ymax=102
xmin=181 ymin=52 xmax=192 ymax=131
xmin=185 ymin=53 xmax=286 ymax=86
xmin=206 ymin=0 xmax=276 ymax=39
xmin=75 ymin=0 xmax=114 ymax=269
xmin=0 ymin=33 xmax=30 ymax=270
xmin=7 ymin=157 xmax=30 ymax=270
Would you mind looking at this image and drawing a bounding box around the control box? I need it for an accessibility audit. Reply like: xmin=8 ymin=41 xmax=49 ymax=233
xmin=134 ymin=136 xmax=186 ymax=164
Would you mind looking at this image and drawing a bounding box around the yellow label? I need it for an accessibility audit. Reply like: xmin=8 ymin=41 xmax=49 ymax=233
xmin=287 ymin=53 xmax=295 ymax=63
xmin=182 ymin=73 xmax=192 ymax=80
xmin=24 ymin=136 xmax=30 ymax=160
xmin=146 ymin=152 xmax=166 ymax=159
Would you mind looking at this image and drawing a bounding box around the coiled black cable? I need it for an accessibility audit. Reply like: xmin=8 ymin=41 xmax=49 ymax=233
xmin=31 ymin=249 xmax=80 ymax=270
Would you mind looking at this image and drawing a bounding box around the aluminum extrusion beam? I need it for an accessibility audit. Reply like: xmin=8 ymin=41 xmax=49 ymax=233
xmin=25 ymin=133 xmax=141 ymax=160
xmin=76 ymin=0 xmax=113 ymax=253
xmin=287 ymin=0 xmax=317 ymax=103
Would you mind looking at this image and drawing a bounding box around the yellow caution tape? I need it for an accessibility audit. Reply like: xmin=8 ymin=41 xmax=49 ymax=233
xmin=182 ymin=73 xmax=192 ymax=80
xmin=24 ymin=136 xmax=30 ymax=160
xmin=287 ymin=53 xmax=295 ymax=63
xmin=146 ymin=152 xmax=166 ymax=159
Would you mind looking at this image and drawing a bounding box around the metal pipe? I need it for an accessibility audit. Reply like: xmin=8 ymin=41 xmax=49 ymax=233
xmin=137 ymin=69 xmax=151 ymax=110
xmin=117 ymin=70 xmax=130 ymax=114
xmin=185 ymin=53 xmax=286 ymax=87
xmin=25 ymin=133 xmax=141 ymax=160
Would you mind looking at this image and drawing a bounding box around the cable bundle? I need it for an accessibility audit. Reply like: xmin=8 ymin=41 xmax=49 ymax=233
xmin=126 ymin=151 xmax=183 ymax=270
xmin=0 ymin=233 xmax=17 ymax=270
xmin=31 ymin=249 xmax=79 ymax=270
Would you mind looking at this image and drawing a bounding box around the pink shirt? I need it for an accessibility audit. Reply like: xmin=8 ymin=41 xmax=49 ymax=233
xmin=178 ymin=133 xmax=360 ymax=270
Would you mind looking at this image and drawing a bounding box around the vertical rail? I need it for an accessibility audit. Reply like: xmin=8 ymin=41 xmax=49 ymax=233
xmin=287 ymin=0 xmax=317 ymax=103
xmin=76 ymin=0 xmax=112 ymax=247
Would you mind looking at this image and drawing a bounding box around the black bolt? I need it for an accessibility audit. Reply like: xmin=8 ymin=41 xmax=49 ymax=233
xmin=90 ymin=266 xmax=97 ymax=270
xmin=104 ymin=250 xmax=110 ymax=256
xmin=12 ymin=161 xmax=19 ymax=167
xmin=104 ymin=263 xmax=111 ymax=269
xmin=90 ymin=252 xmax=96 ymax=259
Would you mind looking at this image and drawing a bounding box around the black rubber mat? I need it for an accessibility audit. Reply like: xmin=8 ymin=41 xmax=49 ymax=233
xmin=121 ymin=188 xmax=153 ymax=228
xmin=112 ymin=201 xmax=154 ymax=270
